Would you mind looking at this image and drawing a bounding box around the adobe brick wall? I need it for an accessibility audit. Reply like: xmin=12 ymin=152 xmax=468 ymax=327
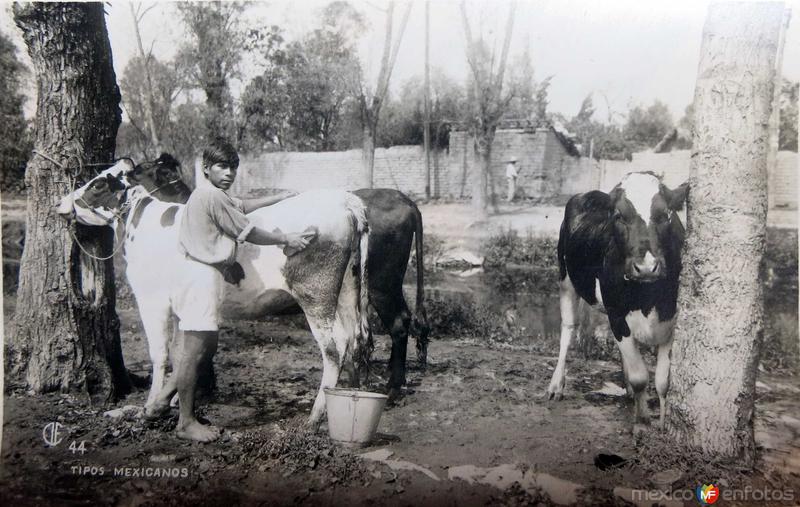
xmin=232 ymin=147 xmax=445 ymax=198
xmin=773 ymin=151 xmax=798 ymax=209
xmin=230 ymin=134 xmax=796 ymax=211
xmin=598 ymin=150 xmax=797 ymax=210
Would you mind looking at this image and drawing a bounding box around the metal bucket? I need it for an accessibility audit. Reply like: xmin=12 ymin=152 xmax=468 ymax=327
xmin=324 ymin=388 xmax=388 ymax=448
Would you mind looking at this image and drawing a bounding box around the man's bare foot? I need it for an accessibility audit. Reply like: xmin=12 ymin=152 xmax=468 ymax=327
xmin=142 ymin=399 xmax=171 ymax=420
xmin=176 ymin=419 xmax=221 ymax=443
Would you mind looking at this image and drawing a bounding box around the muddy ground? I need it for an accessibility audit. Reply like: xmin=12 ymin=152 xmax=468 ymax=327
xmin=2 ymin=197 xmax=799 ymax=506
xmin=3 ymin=294 xmax=800 ymax=506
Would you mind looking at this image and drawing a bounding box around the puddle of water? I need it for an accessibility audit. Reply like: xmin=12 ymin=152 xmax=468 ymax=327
xmin=447 ymin=463 xmax=582 ymax=505
xmin=404 ymin=267 xmax=561 ymax=342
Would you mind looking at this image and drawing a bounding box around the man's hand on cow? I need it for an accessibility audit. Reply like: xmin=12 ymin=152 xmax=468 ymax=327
xmin=284 ymin=230 xmax=317 ymax=253
xmin=277 ymin=190 xmax=299 ymax=201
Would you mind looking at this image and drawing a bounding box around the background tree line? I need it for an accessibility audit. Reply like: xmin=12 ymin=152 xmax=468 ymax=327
xmin=1 ymin=1 xmax=798 ymax=194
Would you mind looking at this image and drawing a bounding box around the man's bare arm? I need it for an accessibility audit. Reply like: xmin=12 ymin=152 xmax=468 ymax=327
xmin=245 ymin=226 xmax=316 ymax=250
xmin=241 ymin=191 xmax=297 ymax=214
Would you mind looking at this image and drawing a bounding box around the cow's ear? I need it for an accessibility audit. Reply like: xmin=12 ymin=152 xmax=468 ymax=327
xmin=661 ymin=182 xmax=689 ymax=211
xmin=106 ymin=174 xmax=126 ymax=191
xmin=608 ymin=187 xmax=625 ymax=208
xmin=156 ymin=153 xmax=181 ymax=171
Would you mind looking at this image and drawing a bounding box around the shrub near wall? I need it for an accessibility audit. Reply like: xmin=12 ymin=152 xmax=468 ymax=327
xmin=483 ymin=228 xmax=558 ymax=268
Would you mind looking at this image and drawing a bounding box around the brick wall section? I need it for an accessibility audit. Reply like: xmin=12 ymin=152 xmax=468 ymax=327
xmin=598 ymin=150 xmax=797 ymax=209
xmin=446 ymin=128 xmax=591 ymax=200
xmin=232 ymin=147 xmax=444 ymax=198
xmin=231 ymin=134 xmax=796 ymax=210
xmin=773 ymin=151 xmax=798 ymax=209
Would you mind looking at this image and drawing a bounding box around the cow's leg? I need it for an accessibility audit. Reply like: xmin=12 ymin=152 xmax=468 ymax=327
xmin=655 ymin=341 xmax=671 ymax=429
xmin=413 ymin=309 xmax=430 ymax=367
xmin=307 ymin=324 xmax=345 ymax=431
xmin=617 ymin=336 xmax=649 ymax=424
xmin=373 ymin=292 xmax=412 ymax=403
xmin=138 ymin=299 xmax=172 ymax=411
xmin=547 ymin=275 xmax=580 ymax=400
xmin=620 ymin=351 xmax=634 ymax=397
xmin=387 ymin=311 xmax=412 ymax=402
xmin=343 ymin=359 xmax=360 ymax=388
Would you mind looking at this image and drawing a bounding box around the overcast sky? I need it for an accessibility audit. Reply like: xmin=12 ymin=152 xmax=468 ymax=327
xmin=2 ymin=0 xmax=799 ymax=122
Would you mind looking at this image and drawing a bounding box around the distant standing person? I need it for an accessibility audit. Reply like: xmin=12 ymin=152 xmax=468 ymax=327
xmin=505 ymin=157 xmax=519 ymax=202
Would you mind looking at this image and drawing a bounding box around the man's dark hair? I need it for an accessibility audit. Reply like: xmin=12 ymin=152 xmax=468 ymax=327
xmin=202 ymin=138 xmax=239 ymax=170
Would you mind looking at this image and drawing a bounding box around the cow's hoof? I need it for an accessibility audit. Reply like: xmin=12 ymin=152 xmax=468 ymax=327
xmin=305 ymin=418 xmax=323 ymax=434
xmin=545 ymin=390 xmax=563 ymax=401
xmin=142 ymin=402 xmax=171 ymax=421
xmin=387 ymin=387 xmax=402 ymax=406
xmin=632 ymin=423 xmax=649 ymax=437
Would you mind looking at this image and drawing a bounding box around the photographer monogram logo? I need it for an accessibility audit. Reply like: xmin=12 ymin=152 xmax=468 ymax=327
xmin=42 ymin=421 xmax=64 ymax=447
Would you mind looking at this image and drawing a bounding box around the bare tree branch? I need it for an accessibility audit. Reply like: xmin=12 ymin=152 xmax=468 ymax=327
xmin=376 ymin=1 xmax=412 ymax=105
xmin=493 ymin=1 xmax=516 ymax=105
xmin=129 ymin=1 xmax=161 ymax=151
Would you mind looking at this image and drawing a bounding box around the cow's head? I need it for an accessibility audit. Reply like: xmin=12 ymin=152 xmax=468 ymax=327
xmin=56 ymin=159 xmax=135 ymax=226
xmin=609 ymin=172 xmax=688 ymax=282
xmin=126 ymin=153 xmax=189 ymax=201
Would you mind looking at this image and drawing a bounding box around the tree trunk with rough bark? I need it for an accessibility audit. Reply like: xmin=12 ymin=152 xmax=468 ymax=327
xmin=361 ymin=123 xmax=376 ymax=189
xmin=9 ymin=2 xmax=130 ymax=403
xmin=471 ymin=130 xmax=493 ymax=220
xmin=461 ymin=0 xmax=516 ymax=221
xmin=667 ymin=1 xmax=784 ymax=465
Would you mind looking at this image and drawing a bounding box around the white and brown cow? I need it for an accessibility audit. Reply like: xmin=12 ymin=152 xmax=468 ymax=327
xmin=546 ymin=172 xmax=688 ymax=427
xmin=56 ymin=156 xmax=370 ymax=428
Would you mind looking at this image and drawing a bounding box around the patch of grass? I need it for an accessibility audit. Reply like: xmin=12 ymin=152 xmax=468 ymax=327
xmin=423 ymin=297 xmax=499 ymax=338
xmin=239 ymin=420 xmax=368 ymax=484
xmin=483 ymin=227 xmax=558 ymax=269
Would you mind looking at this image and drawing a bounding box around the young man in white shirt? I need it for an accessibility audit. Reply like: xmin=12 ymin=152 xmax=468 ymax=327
xmin=148 ymin=138 xmax=315 ymax=442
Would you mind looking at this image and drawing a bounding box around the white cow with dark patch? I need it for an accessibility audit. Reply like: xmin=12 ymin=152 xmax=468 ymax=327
xmin=57 ymin=158 xmax=370 ymax=428
xmin=546 ymin=172 xmax=689 ymax=427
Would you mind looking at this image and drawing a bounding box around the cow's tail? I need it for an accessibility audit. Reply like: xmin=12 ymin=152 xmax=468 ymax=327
xmin=410 ymin=204 xmax=430 ymax=365
xmin=344 ymin=194 xmax=372 ymax=375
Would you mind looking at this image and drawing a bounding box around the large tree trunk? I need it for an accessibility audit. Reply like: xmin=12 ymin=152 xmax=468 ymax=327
xmin=667 ymin=2 xmax=784 ymax=465
xmin=9 ymin=2 xmax=130 ymax=403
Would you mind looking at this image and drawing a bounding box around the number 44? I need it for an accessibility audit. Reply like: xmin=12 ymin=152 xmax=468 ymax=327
xmin=69 ymin=440 xmax=87 ymax=455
